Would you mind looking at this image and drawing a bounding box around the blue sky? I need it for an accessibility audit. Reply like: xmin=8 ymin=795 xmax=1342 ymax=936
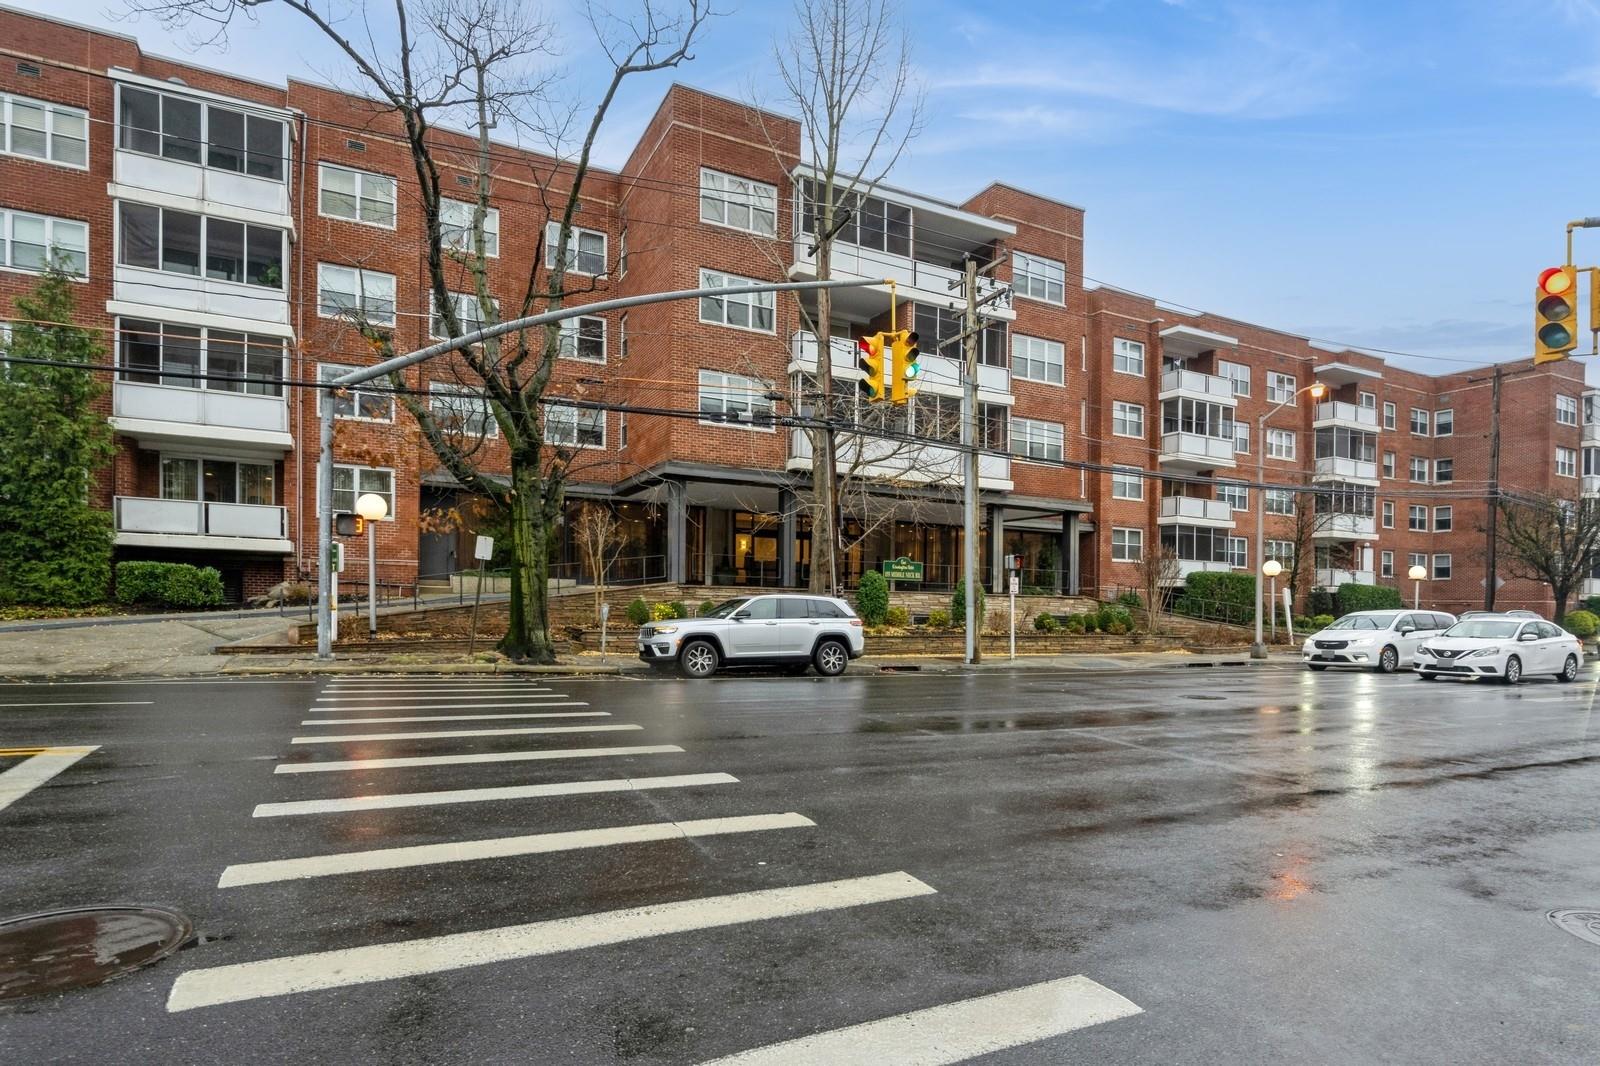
xmin=37 ymin=0 xmax=1600 ymax=377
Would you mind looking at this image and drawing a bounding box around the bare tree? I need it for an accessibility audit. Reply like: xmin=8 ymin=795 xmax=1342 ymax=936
xmin=1495 ymin=491 xmax=1600 ymax=622
xmin=571 ymin=502 xmax=626 ymax=622
xmin=131 ymin=0 xmax=709 ymax=662
xmin=1135 ymin=548 xmax=1180 ymax=635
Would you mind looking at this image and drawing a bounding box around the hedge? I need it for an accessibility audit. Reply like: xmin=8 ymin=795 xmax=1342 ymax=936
xmin=1335 ymin=583 xmax=1402 ymax=614
xmin=113 ymin=561 xmax=224 ymax=609
xmin=1174 ymin=571 xmax=1256 ymax=625
xmin=950 ymin=579 xmax=985 ymax=630
xmin=856 ymin=570 xmax=889 ymax=626
xmin=1563 ymin=609 xmax=1598 ymax=638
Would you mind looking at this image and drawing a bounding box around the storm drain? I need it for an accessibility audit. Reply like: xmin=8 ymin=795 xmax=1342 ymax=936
xmin=0 ymin=905 xmax=192 ymax=1001
xmin=1547 ymin=909 xmax=1600 ymax=948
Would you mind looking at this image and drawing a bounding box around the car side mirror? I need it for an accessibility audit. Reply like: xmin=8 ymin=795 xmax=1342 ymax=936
xmin=1398 ymin=626 xmax=1414 ymax=635
xmin=1519 ymin=632 xmax=1538 ymax=642
xmin=732 ymin=611 xmax=750 ymax=621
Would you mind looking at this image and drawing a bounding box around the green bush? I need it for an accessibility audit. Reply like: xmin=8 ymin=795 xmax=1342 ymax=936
xmin=950 ymin=579 xmax=985 ymax=630
xmin=1335 ymin=583 xmax=1402 ymax=615
xmin=1292 ymin=616 xmax=1313 ymax=632
xmin=668 ymin=600 xmax=687 ymax=620
xmin=1563 ymin=609 xmax=1599 ymax=638
xmin=113 ymin=561 xmax=223 ymax=608
xmin=1033 ymin=612 xmax=1060 ymax=632
xmin=856 ymin=570 xmax=890 ymax=626
xmin=1311 ymin=613 xmax=1335 ymax=630
xmin=698 ymin=599 xmax=716 ymax=617
xmin=926 ymin=608 xmax=951 ymax=629
xmin=885 ymin=605 xmax=909 ymax=627
xmin=650 ymin=602 xmax=676 ymax=621
xmin=1105 ymin=620 xmax=1129 ymax=635
xmin=1078 ymin=610 xmax=1100 ymax=633
xmin=626 ymin=597 xmax=649 ymax=626
xmin=1174 ymin=571 xmax=1256 ymax=625
xmin=1097 ymin=605 xmax=1134 ymax=633
xmin=1116 ymin=590 xmax=1142 ymax=608
xmin=1584 ymin=596 xmax=1600 ymax=616
xmin=1063 ymin=616 xmax=1085 ymax=634
xmin=1307 ymin=588 xmax=1337 ymax=619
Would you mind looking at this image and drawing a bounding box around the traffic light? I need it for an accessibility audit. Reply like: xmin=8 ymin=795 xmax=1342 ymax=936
xmin=857 ymin=332 xmax=889 ymax=402
xmin=335 ymin=512 xmax=364 ymax=536
xmin=889 ymin=329 xmax=922 ymax=404
xmin=1535 ymin=266 xmax=1579 ymax=363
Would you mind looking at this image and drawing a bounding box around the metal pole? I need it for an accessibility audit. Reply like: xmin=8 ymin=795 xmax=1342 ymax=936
xmin=1009 ymin=587 xmax=1016 ymax=660
xmin=1415 ymin=580 xmax=1420 ymax=611
xmin=1270 ymin=576 xmax=1277 ymax=642
xmin=1252 ymin=414 xmax=1267 ymax=658
xmin=367 ymin=526 xmax=378 ymax=638
xmin=962 ymin=259 xmax=981 ymax=665
xmin=315 ymin=397 xmax=335 ymax=659
xmin=467 ymin=558 xmax=486 ymax=656
xmin=1484 ymin=364 xmax=1502 ymax=611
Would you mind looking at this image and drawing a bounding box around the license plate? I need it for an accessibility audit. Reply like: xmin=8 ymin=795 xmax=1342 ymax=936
xmin=1315 ymin=654 xmax=1334 ymax=661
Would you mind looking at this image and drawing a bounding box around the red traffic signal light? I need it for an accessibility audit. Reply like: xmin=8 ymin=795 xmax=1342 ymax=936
xmin=1536 ymin=266 xmax=1579 ymax=363
xmin=857 ymin=332 xmax=888 ymax=402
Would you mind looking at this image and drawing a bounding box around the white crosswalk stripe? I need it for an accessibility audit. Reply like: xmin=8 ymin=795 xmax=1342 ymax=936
xmin=252 ymin=772 xmax=741 ymax=818
xmin=314 ymin=693 xmax=572 ymax=702
xmin=217 ymin=812 xmax=815 ymax=886
xmin=275 ymin=744 xmax=683 ymax=773
xmin=289 ymin=723 xmax=644 ymax=744
xmin=304 ymin=701 xmax=589 ymax=712
xmin=167 ymin=872 xmax=936 ymax=1011
xmin=299 ymin=712 xmax=610 ymax=725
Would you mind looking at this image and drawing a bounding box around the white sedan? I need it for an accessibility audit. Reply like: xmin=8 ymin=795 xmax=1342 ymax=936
xmin=1413 ymin=616 xmax=1583 ymax=684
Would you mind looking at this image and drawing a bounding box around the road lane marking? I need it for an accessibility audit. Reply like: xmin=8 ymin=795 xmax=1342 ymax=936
xmin=315 ymin=689 xmax=558 ymax=698
xmin=252 ymin=772 xmax=740 ymax=817
xmin=299 ymin=712 xmax=610 ymax=725
xmin=218 ymin=812 xmax=814 ymax=887
xmin=320 ymin=685 xmax=555 ymax=693
xmin=274 ymin=745 xmax=683 ymax=773
xmin=0 ymin=701 xmax=153 ymax=708
xmin=290 ymin=724 xmax=644 ymax=744
xmin=166 ymin=871 xmax=936 ymax=1011
xmin=0 ymin=746 xmax=100 ymax=813
xmin=700 ymin=975 xmax=1142 ymax=1065
xmin=314 ymin=693 xmax=569 ymax=702
xmin=304 ymin=702 xmax=589 ymax=713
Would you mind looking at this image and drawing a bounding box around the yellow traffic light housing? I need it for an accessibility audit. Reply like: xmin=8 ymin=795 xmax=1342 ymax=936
xmin=1535 ymin=266 xmax=1579 ymax=363
xmin=856 ymin=332 xmax=889 ymax=402
xmin=889 ymin=329 xmax=922 ymax=404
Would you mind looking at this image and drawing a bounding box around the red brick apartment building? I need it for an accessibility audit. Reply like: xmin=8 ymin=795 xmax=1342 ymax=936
xmin=0 ymin=7 xmax=1592 ymax=614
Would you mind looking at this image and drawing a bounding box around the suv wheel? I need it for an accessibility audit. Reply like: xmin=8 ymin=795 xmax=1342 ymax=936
xmin=679 ymin=639 xmax=719 ymax=679
xmin=1378 ymin=645 xmax=1399 ymax=673
xmin=813 ymin=639 xmax=848 ymax=677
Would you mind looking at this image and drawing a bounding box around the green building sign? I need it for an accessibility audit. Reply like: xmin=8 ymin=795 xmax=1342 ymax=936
xmin=881 ymin=556 xmax=924 ymax=581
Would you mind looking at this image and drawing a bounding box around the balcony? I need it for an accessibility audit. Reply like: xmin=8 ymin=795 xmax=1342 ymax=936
xmin=1158 ymin=432 xmax=1235 ymax=472
xmin=1316 ymin=568 xmax=1376 ymax=588
xmin=1585 ymin=420 xmax=1600 ymax=445
xmin=1314 ymin=455 xmax=1378 ymax=483
xmin=1159 ymin=368 xmax=1235 ymax=404
xmin=788 ymin=330 xmax=1012 ymax=399
xmin=1158 ymin=496 xmax=1234 ymax=526
xmin=112 ymin=381 xmax=292 ymax=451
xmin=788 ymin=429 xmax=1011 ymax=490
xmin=1585 ymin=474 xmax=1600 ymax=497
xmin=114 ymin=497 xmax=292 ymax=553
xmin=112 ymin=148 xmax=292 ymax=226
xmin=790 ymin=240 xmax=1014 ymax=319
xmin=1312 ymin=513 xmax=1378 ymax=540
xmin=1174 ymin=559 xmax=1233 ymax=580
xmin=113 ymin=263 xmax=290 ymax=329
xmin=1314 ymin=400 xmax=1379 ymax=430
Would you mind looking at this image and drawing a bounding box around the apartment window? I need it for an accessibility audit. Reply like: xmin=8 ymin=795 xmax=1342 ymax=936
xmin=1111 ymin=466 xmax=1143 ymax=500
xmin=1588 ymin=394 xmax=1599 ymax=426
xmin=699 ymin=369 xmax=775 ymax=427
xmin=1382 ymin=451 xmax=1396 ymax=479
xmin=1266 ymin=539 xmax=1294 ymax=566
xmin=545 ymin=222 xmax=606 ymax=275
xmin=1434 ymin=408 xmax=1454 ymax=436
xmin=617 ymin=227 xmax=627 ymax=277
xmin=546 ymin=403 xmax=605 ymax=448
xmin=1359 ymin=391 xmax=1376 ymax=410
xmin=1226 ymin=536 xmax=1248 ymax=569
xmin=1408 ymin=505 xmax=1427 ymax=531
xmin=1013 ymin=335 xmax=1064 ymax=385
xmin=318 ymin=164 xmax=396 ymax=227
xmin=1434 ymin=458 xmax=1453 ymax=483
xmin=1 ymin=93 xmax=88 ymax=167
xmin=619 ymin=412 xmax=628 ymax=449
xmin=1434 ymin=505 xmax=1453 ymax=532
xmin=318 ymin=362 xmax=394 ymax=421
xmin=1557 ymin=446 xmax=1578 ymax=478
xmin=1218 ymin=481 xmax=1249 ymax=511
xmin=118 ymin=85 xmax=285 ymax=180
xmin=699 ymin=168 xmax=777 ymax=236
xmin=619 ymin=313 xmax=629 ymax=360
xmin=441 ymin=199 xmax=500 ymax=257
xmin=119 ymin=320 xmax=283 ymax=396
xmin=429 ymin=291 xmax=495 ymax=339
xmin=1587 ymin=447 xmax=1600 ymax=477
xmin=1011 ymin=418 xmax=1064 ymax=462
xmin=1265 ymin=489 xmax=1296 ymax=515
xmin=1382 ymin=401 xmax=1397 ymax=431
xmin=1557 ymin=394 xmax=1579 ymax=426
xmin=119 ymin=204 xmax=282 ymax=287
xmin=429 ymin=382 xmax=496 ymax=437
xmin=698 ymin=268 xmax=775 ymax=333
xmin=332 ymin=465 xmax=394 ymax=517
xmin=160 ymin=457 xmax=275 ymax=506
xmin=1410 ymin=407 xmax=1429 ymax=435
xmin=1408 ymin=552 xmax=1427 ymax=573
xmin=1380 ymin=550 xmax=1394 ymax=578
xmin=1218 ymin=359 xmax=1250 ymax=397
xmin=1113 ymin=338 xmax=1145 ymax=376
xmin=1266 ymin=428 xmax=1295 ymax=460
xmin=1409 ymin=457 xmax=1429 ymax=482
xmin=1432 ymin=554 xmax=1452 ymax=580
xmin=559 ymin=316 xmax=606 ymax=363
xmin=1233 ymin=421 xmax=1250 ymax=454
xmin=1111 ymin=527 xmax=1143 ymax=562
xmin=1266 ymin=371 xmax=1296 ymax=404
xmin=1112 ymin=401 xmax=1144 ymax=438
xmin=914 ymin=303 xmax=1008 ymax=368
xmin=1 ymin=209 xmax=87 ymax=276
xmin=1382 ymin=500 xmax=1394 ymax=528
xmin=316 ymin=264 xmax=395 ymax=325
xmin=796 ymin=179 xmax=910 ymax=256
xmin=1012 ymin=251 xmax=1065 ymax=304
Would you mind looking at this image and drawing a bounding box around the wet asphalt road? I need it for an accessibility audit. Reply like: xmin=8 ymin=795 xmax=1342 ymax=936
xmin=3 ymin=664 xmax=1600 ymax=1064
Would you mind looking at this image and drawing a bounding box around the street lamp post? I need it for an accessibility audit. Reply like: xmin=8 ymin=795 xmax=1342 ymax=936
xmin=1408 ymin=563 xmax=1427 ymax=611
xmin=1262 ymin=558 xmax=1283 ymax=642
xmin=356 ymin=492 xmax=389 ymax=638
xmin=1253 ymin=381 xmax=1328 ymax=658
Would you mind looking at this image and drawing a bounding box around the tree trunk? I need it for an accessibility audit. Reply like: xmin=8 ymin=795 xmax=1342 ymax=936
xmin=809 ymin=270 xmax=836 ymax=594
xmin=499 ymin=460 xmax=557 ymax=663
xmin=1554 ymin=582 xmax=1572 ymax=625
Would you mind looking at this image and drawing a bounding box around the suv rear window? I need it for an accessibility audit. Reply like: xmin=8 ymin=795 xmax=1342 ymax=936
xmin=809 ymin=599 xmax=849 ymax=618
xmin=778 ymin=599 xmax=811 ymax=619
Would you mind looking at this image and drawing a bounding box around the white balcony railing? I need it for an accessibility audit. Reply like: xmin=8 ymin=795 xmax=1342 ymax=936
xmin=114 ymin=264 xmax=290 ymax=328
xmin=1584 ymin=474 xmax=1600 ymax=497
xmin=1585 ymin=420 xmax=1600 ymax=445
xmin=1314 ymin=455 xmax=1379 ymax=481
xmin=1159 ymin=432 xmax=1235 ymax=467
xmin=1158 ymin=496 xmax=1234 ymax=524
xmin=1316 ymin=568 xmax=1376 ymax=588
xmin=114 ymin=497 xmax=287 ymax=540
xmin=791 ymin=239 xmax=1012 ymax=313
xmin=113 ymin=148 xmax=293 ymax=222
xmin=1313 ymin=512 xmax=1378 ymax=539
xmin=789 ymin=429 xmax=1010 ymax=488
xmin=1160 ymin=368 xmax=1235 ymax=403
xmin=114 ymin=380 xmax=288 ymax=436
xmin=1175 ymin=559 xmax=1233 ymax=579
xmin=1315 ymin=400 xmax=1380 ymax=429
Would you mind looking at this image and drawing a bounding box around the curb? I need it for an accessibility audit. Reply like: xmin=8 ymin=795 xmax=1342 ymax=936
xmin=222 ymin=662 xmax=629 ymax=676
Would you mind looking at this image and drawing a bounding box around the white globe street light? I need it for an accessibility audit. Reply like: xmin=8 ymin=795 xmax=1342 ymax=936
xmin=356 ymin=493 xmax=389 ymax=637
xmin=1408 ymin=563 xmax=1427 ymax=611
xmin=1262 ymin=559 xmax=1283 ymax=641
xmin=1253 ymin=381 xmax=1327 ymax=658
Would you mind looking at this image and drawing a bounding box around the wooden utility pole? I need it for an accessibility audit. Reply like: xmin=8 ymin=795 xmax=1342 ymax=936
xmin=962 ymin=258 xmax=982 ymax=664
xmin=1484 ymin=364 xmax=1502 ymax=611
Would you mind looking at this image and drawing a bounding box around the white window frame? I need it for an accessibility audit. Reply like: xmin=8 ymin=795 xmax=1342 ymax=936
xmin=117 ymin=318 xmax=284 ymax=397
xmin=1265 ymin=489 xmax=1296 ymax=516
xmin=1432 ymin=554 xmax=1452 ymax=580
xmin=1266 ymin=539 xmax=1294 ymax=565
xmin=1433 ymin=408 xmax=1454 ymax=436
xmin=1218 ymin=481 xmax=1249 ymax=511
xmin=545 ymin=403 xmax=606 ymax=449
xmin=545 ymin=221 xmax=607 ymax=276
xmin=1111 ymin=401 xmax=1144 ymax=439
xmin=317 ymin=163 xmax=397 ymax=228
xmin=1381 ymin=500 xmax=1394 ymax=528
xmin=116 ymin=83 xmax=287 ymax=182
xmin=1382 ymin=451 xmax=1396 ymax=479
xmin=316 ymin=263 xmax=396 ymax=326
xmin=1112 ymin=338 xmax=1145 ymax=377
xmin=441 ymin=198 xmax=500 ymax=258
xmin=318 ymin=362 xmax=394 ymax=423
xmin=1013 ymin=334 xmax=1064 ymax=385
xmin=1111 ymin=527 xmax=1143 ymax=562
xmin=1380 ymin=550 xmax=1394 ymax=578
xmin=1358 ymin=391 xmax=1376 ymax=410
xmin=1382 ymin=401 xmax=1397 ymax=431
xmin=1557 ymin=395 xmax=1579 ymax=427
xmin=699 ymin=167 xmax=778 ymax=237
xmin=698 ymin=369 xmax=776 ymax=431
xmin=1410 ymin=407 xmax=1430 ymax=436
xmin=1434 ymin=505 xmax=1453 ymax=532
xmin=698 ymin=268 xmax=776 ymax=334
xmin=1233 ymin=421 xmax=1250 ymax=455
xmin=1 ymin=92 xmax=89 ymax=169
xmin=0 ymin=208 xmax=88 ymax=278
xmin=1110 ymin=466 xmax=1143 ymax=500
xmin=1226 ymin=536 xmax=1247 ymax=569
xmin=1012 ymin=251 xmax=1065 ymax=305
xmin=429 ymin=291 xmax=497 ymax=339
xmin=330 ymin=464 xmax=395 ymax=519
xmin=1218 ymin=359 xmax=1250 ymax=397
xmin=1408 ymin=505 xmax=1427 ymax=532
xmin=1266 ymin=371 xmax=1297 ymax=404
xmin=1409 ymin=457 xmax=1429 ymax=483
xmin=1434 ymin=457 xmax=1453 ymax=483
xmin=1557 ymin=446 xmax=1578 ymax=478
xmin=428 ymin=382 xmax=497 ymax=438
xmin=558 ymin=315 xmax=607 ymax=364
xmin=1266 ymin=428 xmax=1296 ymax=460
xmin=1010 ymin=417 xmax=1064 ymax=462
xmin=116 ymin=202 xmax=283 ymax=289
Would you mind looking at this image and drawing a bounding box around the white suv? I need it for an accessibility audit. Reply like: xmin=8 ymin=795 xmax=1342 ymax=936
xmin=636 ymin=594 xmax=866 ymax=678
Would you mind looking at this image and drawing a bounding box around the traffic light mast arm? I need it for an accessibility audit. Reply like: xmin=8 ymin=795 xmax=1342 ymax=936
xmin=1568 ymin=217 xmax=1600 ymax=268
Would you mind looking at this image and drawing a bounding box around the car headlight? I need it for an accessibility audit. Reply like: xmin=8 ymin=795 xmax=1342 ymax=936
xmin=1415 ymin=646 xmax=1433 ymax=657
xmin=652 ymin=625 xmax=678 ymax=634
xmin=1465 ymin=646 xmax=1502 ymax=658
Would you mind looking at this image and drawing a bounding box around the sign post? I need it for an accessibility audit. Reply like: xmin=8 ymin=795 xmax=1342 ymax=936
xmin=599 ymin=602 xmax=611 ymax=663
xmin=330 ymin=542 xmax=344 ymax=642
xmin=467 ymin=535 xmax=494 ymax=657
xmin=1009 ymin=572 xmax=1020 ymax=660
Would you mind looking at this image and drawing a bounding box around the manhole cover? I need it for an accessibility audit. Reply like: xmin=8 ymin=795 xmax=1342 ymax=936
xmin=1548 ymin=909 xmax=1600 ymax=947
xmin=0 ymin=905 xmax=192 ymax=1001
